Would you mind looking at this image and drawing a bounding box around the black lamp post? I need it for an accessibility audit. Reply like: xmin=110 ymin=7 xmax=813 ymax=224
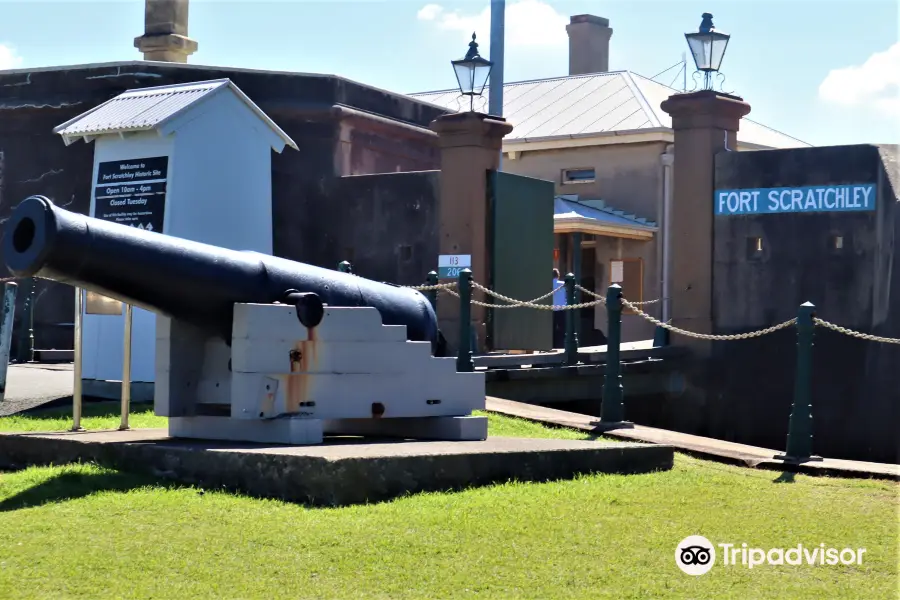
xmin=451 ymin=33 xmax=493 ymax=112
xmin=685 ymin=13 xmax=730 ymax=91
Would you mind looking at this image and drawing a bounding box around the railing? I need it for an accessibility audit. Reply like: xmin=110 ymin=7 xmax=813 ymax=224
xmin=340 ymin=262 xmax=900 ymax=464
xmin=3 ymin=260 xmax=895 ymax=465
xmin=70 ymin=288 xmax=133 ymax=433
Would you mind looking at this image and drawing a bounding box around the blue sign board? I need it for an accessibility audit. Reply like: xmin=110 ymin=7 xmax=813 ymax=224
xmin=714 ymin=184 xmax=876 ymax=216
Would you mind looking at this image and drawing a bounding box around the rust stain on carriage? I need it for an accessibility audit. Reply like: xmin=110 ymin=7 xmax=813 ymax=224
xmin=260 ymin=381 xmax=276 ymax=416
xmin=285 ymin=326 xmax=318 ymax=414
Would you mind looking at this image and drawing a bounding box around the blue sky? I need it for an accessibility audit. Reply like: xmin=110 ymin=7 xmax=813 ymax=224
xmin=0 ymin=0 xmax=897 ymax=147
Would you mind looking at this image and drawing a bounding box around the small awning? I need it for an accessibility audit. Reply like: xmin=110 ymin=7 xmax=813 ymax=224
xmin=553 ymin=196 xmax=657 ymax=240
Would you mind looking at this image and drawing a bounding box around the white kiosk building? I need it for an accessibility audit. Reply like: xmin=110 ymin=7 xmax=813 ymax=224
xmin=53 ymin=79 xmax=298 ymax=397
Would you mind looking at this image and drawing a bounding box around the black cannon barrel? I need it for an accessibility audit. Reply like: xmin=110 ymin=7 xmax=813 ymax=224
xmin=3 ymin=196 xmax=439 ymax=346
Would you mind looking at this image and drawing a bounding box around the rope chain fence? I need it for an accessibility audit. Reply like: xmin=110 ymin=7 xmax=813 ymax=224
xmin=470 ymin=282 xmax=605 ymax=310
xmin=620 ymin=298 xmax=797 ymax=341
xmin=408 ymin=282 xmax=456 ymax=292
xmin=813 ymin=318 xmax=900 ymax=344
xmin=406 ymin=277 xmax=900 ymax=346
xmin=575 ymin=285 xmax=660 ymax=306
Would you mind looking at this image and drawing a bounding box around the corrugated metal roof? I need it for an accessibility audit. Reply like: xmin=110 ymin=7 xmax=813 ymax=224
xmin=628 ymin=73 xmax=810 ymax=149
xmin=554 ymin=195 xmax=657 ymax=230
xmin=53 ymin=79 xmax=298 ymax=150
xmin=411 ymin=71 xmax=810 ymax=149
xmin=54 ymin=80 xmax=227 ymax=137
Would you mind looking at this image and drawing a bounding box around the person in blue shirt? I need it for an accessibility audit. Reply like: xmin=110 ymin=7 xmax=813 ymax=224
xmin=552 ymin=268 xmax=567 ymax=348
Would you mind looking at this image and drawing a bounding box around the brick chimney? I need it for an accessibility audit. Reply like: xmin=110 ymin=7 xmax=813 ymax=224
xmin=134 ymin=0 xmax=198 ymax=63
xmin=566 ymin=14 xmax=613 ymax=75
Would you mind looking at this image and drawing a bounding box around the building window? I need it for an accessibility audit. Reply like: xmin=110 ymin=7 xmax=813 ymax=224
xmin=832 ymin=235 xmax=844 ymax=250
xmin=562 ymin=168 xmax=595 ymax=184
xmin=610 ymin=258 xmax=643 ymax=315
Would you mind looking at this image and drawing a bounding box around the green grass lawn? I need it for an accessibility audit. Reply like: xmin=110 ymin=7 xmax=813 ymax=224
xmin=0 ymin=405 xmax=896 ymax=599
xmin=0 ymin=402 xmax=168 ymax=432
xmin=0 ymin=403 xmax=589 ymax=439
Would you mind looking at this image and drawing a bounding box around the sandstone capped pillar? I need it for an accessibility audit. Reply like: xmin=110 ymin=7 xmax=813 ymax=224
xmin=134 ymin=0 xmax=198 ymax=63
xmin=660 ymin=90 xmax=751 ymax=350
xmin=430 ymin=112 xmax=513 ymax=352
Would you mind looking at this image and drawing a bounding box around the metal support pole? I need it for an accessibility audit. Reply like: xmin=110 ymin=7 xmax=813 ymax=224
xmin=489 ymin=0 xmax=505 ymax=119
xmin=26 ymin=279 xmax=35 ymax=362
xmin=425 ymin=271 xmax=438 ymax=313
xmin=489 ymin=0 xmax=506 ymax=163
xmin=572 ymin=232 xmax=582 ymax=339
xmin=338 ymin=261 xmax=353 ymax=274
xmin=72 ymin=287 xmax=84 ymax=431
xmin=456 ymin=268 xmax=474 ymax=373
xmin=119 ymin=303 xmax=133 ymax=431
xmin=0 ymin=283 xmax=19 ymax=402
xmin=785 ymin=302 xmax=816 ymax=459
xmin=601 ymin=284 xmax=625 ymax=422
xmin=564 ymin=273 xmax=578 ymax=365
xmin=16 ymin=277 xmax=33 ymax=363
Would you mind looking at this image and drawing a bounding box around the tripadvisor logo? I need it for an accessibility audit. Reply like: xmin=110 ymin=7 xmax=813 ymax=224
xmin=675 ymin=535 xmax=867 ymax=575
xmin=676 ymin=536 xmax=716 ymax=575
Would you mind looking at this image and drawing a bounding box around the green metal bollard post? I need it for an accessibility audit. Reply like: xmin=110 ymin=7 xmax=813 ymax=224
xmin=425 ymin=271 xmax=438 ymax=313
xmin=652 ymin=325 xmax=669 ymax=348
xmin=456 ymin=268 xmax=474 ymax=373
xmin=338 ymin=261 xmax=353 ymax=274
xmin=601 ymin=284 xmax=625 ymax=423
xmin=784 ymin=302 xmax=816 ymax=460
xmin=564 ymin=273 xmax=578 ymax=365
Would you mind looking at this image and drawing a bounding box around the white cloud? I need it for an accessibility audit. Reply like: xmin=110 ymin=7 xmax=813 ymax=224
xmin=818 ymin=43 xmax=900 ymax=118
xmin=417 ymin=4 xmax=444 ymax=21
xmin=416 ymin=0 xmax=568 ymax=49
xmin=0 ymin=44 xmax=22 ymax=70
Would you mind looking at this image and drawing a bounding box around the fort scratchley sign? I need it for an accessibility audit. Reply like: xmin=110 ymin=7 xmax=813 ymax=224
xmin=714 ymin=184 xmax=876 ymax=216
xmin=93 ymin=156 xmax=168 ymax=232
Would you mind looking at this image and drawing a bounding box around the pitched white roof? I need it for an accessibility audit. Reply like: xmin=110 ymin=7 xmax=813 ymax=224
xmin=53 ymin=78 xmax=298 ymax=150
xmin=555 ymin=195 xmax=657 ymax=230
xmin=411 ymin=71 xmax=809 ymax=150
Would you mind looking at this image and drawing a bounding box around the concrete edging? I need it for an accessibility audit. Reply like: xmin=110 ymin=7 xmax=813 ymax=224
xmin=0 ymin=429 xmax=675 ymax=506
xmin=485 ymin=397 xmax=900 ymax=482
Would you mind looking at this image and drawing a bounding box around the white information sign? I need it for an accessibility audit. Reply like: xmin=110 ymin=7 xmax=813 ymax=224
xmin=610 ymin=260 xmax=624 ymax=283
xmin=438 ymin=254 xmax=472 ymax=279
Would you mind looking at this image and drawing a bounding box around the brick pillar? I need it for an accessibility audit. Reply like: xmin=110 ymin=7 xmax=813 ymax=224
xmin=659 ymin=90 xmax=750 ymax=350
xmin=134 ymin=0 xmax=198 ymax=63
xmin=430 ymin=112 xmax=513 ymax=353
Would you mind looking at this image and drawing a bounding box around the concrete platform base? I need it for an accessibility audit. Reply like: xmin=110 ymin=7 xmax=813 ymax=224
xmin=81 ymin=378 xmax=154 ymax=403
xmin=0 ymin=429 xmax=673 ymax=506
xmin=168 ymin=415 xmax=489 ymax=445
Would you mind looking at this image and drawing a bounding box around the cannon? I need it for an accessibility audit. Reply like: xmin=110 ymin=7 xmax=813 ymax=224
xmin=5 ymin=195 xmax=439 ymax=346
xmin=4 ymin=196 xmax=486 ymax=445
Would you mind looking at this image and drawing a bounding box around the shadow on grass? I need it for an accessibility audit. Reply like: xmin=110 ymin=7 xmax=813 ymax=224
xmin=0 ymin=468 xmax=177 ymax=512
xmin=773 ymin=471 xmax=796 ymax=484
xmin=21 ymin=402 xmax=154 ymax=421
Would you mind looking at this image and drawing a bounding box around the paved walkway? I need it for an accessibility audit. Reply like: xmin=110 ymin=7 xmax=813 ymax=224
xmin=485 ymin=397 xmax=900 ymax=481
xmin=0 ymin=363 xmax=75 ymax=416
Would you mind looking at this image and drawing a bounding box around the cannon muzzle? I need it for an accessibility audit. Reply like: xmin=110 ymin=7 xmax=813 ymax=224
xmin=4 ymin=196 xmax=439 ymax=346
